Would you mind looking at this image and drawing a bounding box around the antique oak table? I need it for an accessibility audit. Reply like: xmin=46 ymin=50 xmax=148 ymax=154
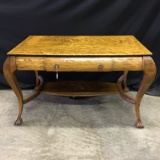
xmin=3 ymin=35 xmax=156 ymax=128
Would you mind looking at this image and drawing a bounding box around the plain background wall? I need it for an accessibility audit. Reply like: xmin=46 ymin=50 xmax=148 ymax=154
xmin=0 ymin=0 xmax=160 ymax=95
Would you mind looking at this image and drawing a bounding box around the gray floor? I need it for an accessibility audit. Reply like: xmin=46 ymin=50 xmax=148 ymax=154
xmin=0 ymin=90 xmax=160 ymax=160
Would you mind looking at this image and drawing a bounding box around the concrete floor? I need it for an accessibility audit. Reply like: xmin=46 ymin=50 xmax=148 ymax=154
xmin=0 ymin=90 xmax=160 ymax=160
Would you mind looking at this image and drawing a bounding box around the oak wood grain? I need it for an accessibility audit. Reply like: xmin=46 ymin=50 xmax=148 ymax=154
xmin=8 ymin=35 xmax=151 ymax=56
xmin=16 ymin=56 xmax=143 ymax=71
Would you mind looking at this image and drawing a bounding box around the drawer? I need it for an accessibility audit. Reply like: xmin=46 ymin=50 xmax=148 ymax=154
xmin=45 ymin=57 xmax=143 ymax=72
xmin=16 ymin=56 xmax=143 ymax=71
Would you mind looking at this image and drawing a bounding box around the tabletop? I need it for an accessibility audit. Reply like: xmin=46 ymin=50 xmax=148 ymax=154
xmin=8 ymin=35 xmax=152 ymax=56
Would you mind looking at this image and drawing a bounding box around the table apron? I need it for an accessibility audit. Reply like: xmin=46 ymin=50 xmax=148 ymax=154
xmin=15 ymin=56 xmax=143 ymax=72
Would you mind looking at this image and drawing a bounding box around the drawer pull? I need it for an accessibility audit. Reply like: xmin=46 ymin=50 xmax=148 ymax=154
xmin=54 ymin=64 xmax=59 ymax=79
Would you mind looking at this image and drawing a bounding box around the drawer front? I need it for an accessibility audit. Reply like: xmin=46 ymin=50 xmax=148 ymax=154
xmin=16 ymin=56 xmax=143 ymax=71
xmin=45 ymin=57 xmax=143 ymax=72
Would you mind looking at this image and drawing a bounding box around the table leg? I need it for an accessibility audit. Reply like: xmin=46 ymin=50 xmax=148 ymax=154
xmin=23 ymin=71 xmax=44 ymax=104
xmin=117 ymin=71 xmax=135 ymax=104
xmin=123 ymin=71 xmax=129 ymax=91
xmin=135 ymin=56 xmax=156 ymax=128
xmin=3 ymin=56 xmax=23 ymax=125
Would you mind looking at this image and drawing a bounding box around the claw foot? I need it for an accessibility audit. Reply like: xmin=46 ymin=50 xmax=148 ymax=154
xmin=135 ymin=120 xmax=144 ymax=128
xmin=14 ymin=117 xmax=23 ymax=126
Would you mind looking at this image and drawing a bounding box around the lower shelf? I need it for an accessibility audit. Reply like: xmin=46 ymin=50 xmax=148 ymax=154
xmin=41 ymin=81 xmax=119 ymax=96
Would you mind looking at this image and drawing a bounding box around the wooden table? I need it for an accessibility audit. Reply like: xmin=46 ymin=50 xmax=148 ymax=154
xmin=3 ymin=35 xmax=156 ymax=128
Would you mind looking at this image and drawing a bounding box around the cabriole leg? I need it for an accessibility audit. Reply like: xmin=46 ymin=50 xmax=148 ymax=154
xmin=3 ymin=56 xmax=23 ymax=125
xmin=123 ymin=71 xmax=129 ymax=91
xmin=135 ymin=57 xmax=156 ymax=128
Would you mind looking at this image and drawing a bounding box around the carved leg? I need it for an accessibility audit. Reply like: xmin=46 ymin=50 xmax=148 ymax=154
xmin=3 ymin=56 xmax=23 ymax=125
xmin=123 ymin=71 xmax=129 ymax=92
xmin=23 ymin=71 xmax=43 ymax=104
xmin=135 ymin=57 xmax=156 ymax=128
xmin=117 ymin=71 xmax=135 ymax=104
